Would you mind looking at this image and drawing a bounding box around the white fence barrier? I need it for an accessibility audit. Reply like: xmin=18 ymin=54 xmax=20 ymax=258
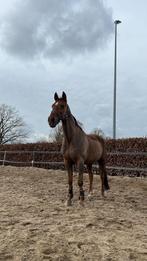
xmin=0 ymin=150 xmax=147 ymax=176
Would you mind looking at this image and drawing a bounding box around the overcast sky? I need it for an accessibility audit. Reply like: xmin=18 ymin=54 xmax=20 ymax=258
xmin=0 ymin=0 xmax=147 ymax=141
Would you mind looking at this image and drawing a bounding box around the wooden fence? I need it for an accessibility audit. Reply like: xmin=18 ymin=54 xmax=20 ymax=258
xmin=0 ymin=150 xmax=147 ymax=177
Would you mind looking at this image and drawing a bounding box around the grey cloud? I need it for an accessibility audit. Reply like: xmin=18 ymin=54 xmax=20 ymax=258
xmin=0 ymin=0 xmax=113 ymax=59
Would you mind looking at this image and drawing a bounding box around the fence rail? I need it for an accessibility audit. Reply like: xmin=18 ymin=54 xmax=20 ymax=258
xmin=0 ymin=150 xmax=147 ymax=176
xmin=0 ymin=150 xmax=61 ymax=154
xmin=0 ymin=150 xmax=147 ymax=155
xmin=108 ymin=151 xmax=147 ymax=156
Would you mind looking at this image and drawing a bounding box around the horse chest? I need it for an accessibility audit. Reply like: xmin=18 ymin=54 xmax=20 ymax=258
xmin=63 ymin=146 xmax=86 ymax=163
xmin=63 ymin=148 xmax=77 ymax=161
xmin=62 ymin=136 xmax=88 ymax=163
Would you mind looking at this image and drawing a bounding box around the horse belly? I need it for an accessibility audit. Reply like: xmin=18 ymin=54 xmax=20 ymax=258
xmin=86 ymin=141 xmax=103 ymax=163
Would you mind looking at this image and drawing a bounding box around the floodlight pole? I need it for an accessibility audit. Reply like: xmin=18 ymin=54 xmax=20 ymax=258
xmin=113 ymin=20 xmax=121 ymax=139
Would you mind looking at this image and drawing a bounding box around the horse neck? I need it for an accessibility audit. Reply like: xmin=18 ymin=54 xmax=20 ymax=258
xmin=62 ymin=113 xmax=76 ymax=143
xmin=61 ymin=105 xmax=81 ymax=143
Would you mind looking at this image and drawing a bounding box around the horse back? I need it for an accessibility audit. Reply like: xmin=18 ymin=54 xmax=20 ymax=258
xmin=86 ymin=134 xmax=104 ymax=163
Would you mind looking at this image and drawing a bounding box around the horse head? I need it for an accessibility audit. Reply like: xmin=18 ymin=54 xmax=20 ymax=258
xmin=48 ymin=91 xmax=68 ymax=128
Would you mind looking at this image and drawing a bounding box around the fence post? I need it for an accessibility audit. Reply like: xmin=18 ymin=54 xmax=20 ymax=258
xmin=32 ymin=151 xmax=35 ymax=167
xmin=3 ymin=151 xmax=6 ymax=166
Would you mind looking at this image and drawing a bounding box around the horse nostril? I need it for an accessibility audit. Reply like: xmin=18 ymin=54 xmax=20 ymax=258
xmin=48 ymin=115 xmax=56 ymax=127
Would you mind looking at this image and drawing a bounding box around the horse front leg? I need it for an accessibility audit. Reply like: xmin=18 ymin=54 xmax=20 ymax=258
xmin=64 ymin=159 xmax=73 ymax=206
xmin=77 ymin=159 xmax=85 ymax=205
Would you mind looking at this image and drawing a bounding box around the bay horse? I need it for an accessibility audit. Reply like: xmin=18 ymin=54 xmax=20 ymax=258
xmin=48 ymin=92 xmax=109 ymax=206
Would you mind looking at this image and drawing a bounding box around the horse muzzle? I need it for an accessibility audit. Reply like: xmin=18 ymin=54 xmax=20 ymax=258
xmin=48 ymin=115 xmax=60 ymax=128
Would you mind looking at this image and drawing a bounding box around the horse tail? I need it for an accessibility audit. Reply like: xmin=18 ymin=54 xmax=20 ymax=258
xmin=103 ymin=169 xmax=110 ymax=190
xmin=97 ymin=135 xmax=110 ymax=191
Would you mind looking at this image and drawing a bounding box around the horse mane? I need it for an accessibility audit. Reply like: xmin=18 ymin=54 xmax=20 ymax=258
xmin=72 ymin=115 xmax=83 ymax=131
xmin=67 ymin=105 xmax=83 ymax=131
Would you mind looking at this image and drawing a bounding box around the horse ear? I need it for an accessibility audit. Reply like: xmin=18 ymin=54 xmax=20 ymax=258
xmin=62 ymin=91 xmax=67 ymax=102
xmin=54 ymin=92 xmax=59 ymax=101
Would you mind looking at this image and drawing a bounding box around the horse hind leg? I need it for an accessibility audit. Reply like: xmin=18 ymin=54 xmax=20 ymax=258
xmin=98 ymin=158 xmax=110 ymax=197
xmin=87 ymin=164 xmax=94 ymax=200
xmin=77 ymin=159 xmax=85 ymax=205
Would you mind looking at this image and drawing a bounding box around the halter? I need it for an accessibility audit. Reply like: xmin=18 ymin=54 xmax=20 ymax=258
xmin=59 ymin=106 xmax=71 ymax=121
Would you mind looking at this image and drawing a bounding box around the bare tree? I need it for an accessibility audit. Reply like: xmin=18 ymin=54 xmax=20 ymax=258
xmin=0 ymin=104 xmax=30 ymax=144
xmin=92 ymin=128 xmax=105 ymax=138
xmin=50 ymin=123 xmax=63 ymax=143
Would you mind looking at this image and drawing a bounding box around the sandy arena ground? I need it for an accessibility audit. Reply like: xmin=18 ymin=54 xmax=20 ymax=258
xmin=0 ymin=166 xmax=146 ymax=261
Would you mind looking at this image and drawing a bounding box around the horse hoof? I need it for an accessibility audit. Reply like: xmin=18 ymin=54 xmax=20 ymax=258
xmin=79 ymin=200 xmax=84 ymax=207
xmin=65 ymin=199 xmax=72 ymax=207
xmin=88 ymin=194 xmax=92 ymax=201
xmin=88 ymin=192 xmax=93 ymax=201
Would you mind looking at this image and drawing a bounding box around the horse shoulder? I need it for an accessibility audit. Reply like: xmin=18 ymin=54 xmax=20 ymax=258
xmin=61 ymin=138 xmax=68 ymax=155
